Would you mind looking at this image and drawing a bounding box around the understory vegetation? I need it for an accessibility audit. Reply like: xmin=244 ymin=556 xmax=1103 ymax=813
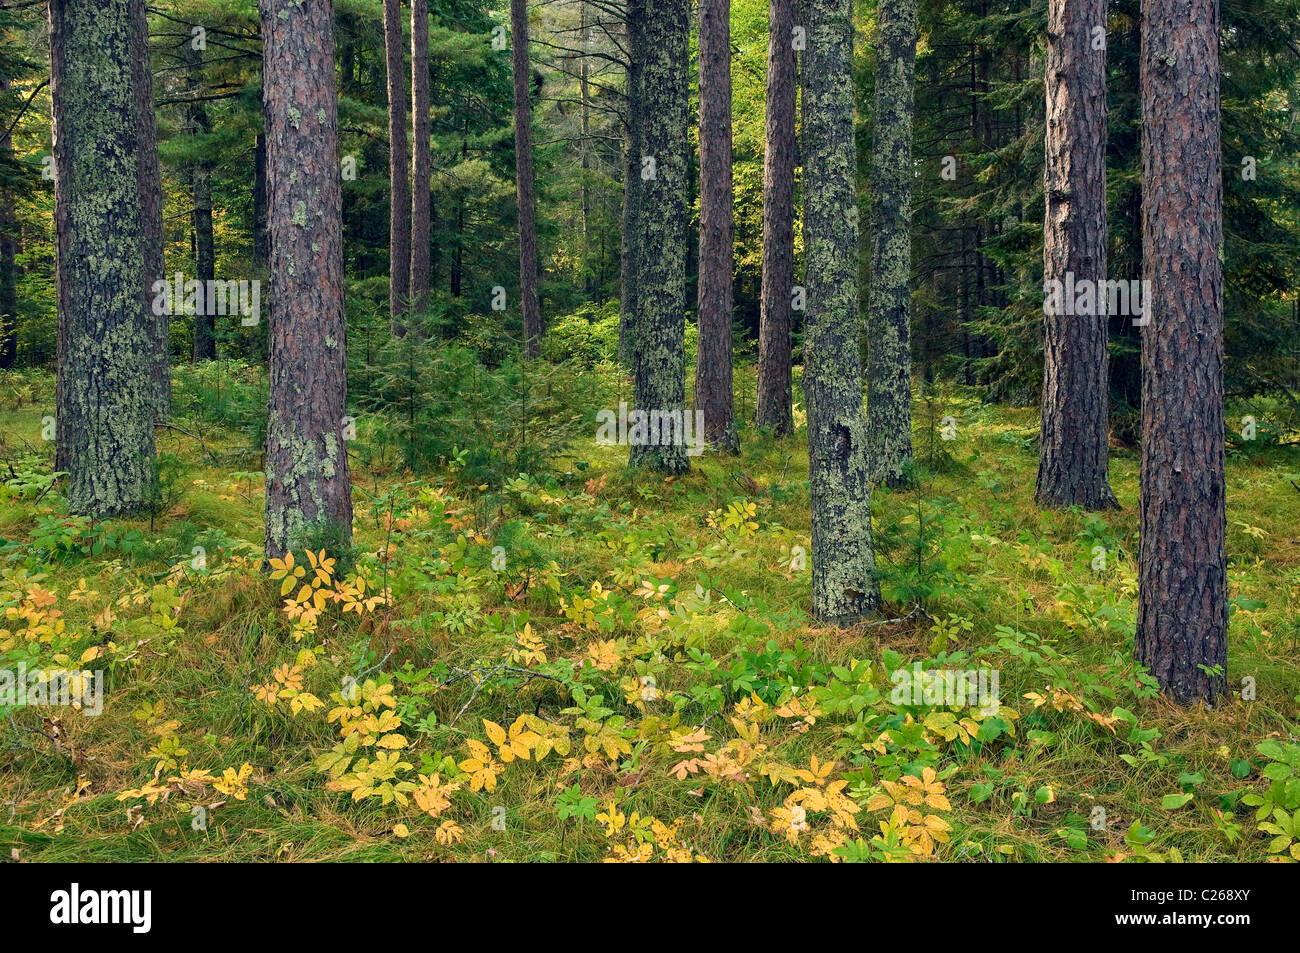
xmin=2 ymin=358 xmax=1298 ymax=863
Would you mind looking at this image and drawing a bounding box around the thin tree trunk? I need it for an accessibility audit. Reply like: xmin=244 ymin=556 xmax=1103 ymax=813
xmin=259 ymin=0 xmax=354 ymax=559
xmin=0 ymin=76 xmax=16 ymax=371
xmin=578 ymin=3 xmax=592 ymax=295
xmin=511 ymin=0 xmax=542 ymax=358
xmin=756 ymin=0 xmax=796 ymax=434
xmin=803 ymin=0 xmax=879 ymax=622
xmin=694 ymin=0 xmax=738 ymax=453
xmin=579 ymin=4 xmax=592 ymax=294
xmin=132 ymin=0 xmax=168 ymax=418
xmin=410 ymin=0 xmax=430 ymax=319
xmin=866 ymin=0 xmax=917 ymax=486
xmin=186 ymin=35 xmax=216 ymax=361
xmin=630 ymin=0 xmax=690 ymax=473
xmin=1135 ymin=0 xmax=1227 ymax=704
xmin=618 ymin=0 xmax=646 ymax=368
xmin=254 ymin=131 xmax=268 ymax=267
xmin=451 ymin=200 xmax=464 ymax=297
xmin=1035 ymin=0 xmax=1116 ymax=508
xmin=50 ymin=0 xmax=155 ymax=515
xmin=451 ymin=107 xmax=467 ymax=298
xmin=384 ymin=0 xmax=411 ymax=333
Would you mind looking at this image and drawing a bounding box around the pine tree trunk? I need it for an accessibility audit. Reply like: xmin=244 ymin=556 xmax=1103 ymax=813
xmin=50 ymin=0 xmax=156 ymax=516
xmin=0 ymin=212 xmax=12 ymax=369
xmin=384 ymin=0 xmax=411 ymax=334
xmin=1035 ymin=0 xmax=1116 ymax=509
xmin=410 ymin=0 xmax=430 ymax=318
xmin=187 ymin=36 xmax=216 ymax=361
xmin=259 ymin=0 xmax=354 ymax=559
xmin=132 ymin=0 xmax=168 ymax=418
xmin=579 ymin=3 xmax=592 ymax=294
xmin=756 ymin=0 xmax=796 ymax=435
xmin=0 ymin=76 xmax=16 ymax=371
xmin=254 ymin=131 xmax=268 ymax=267
xmin=511 ymin=0 xmax=542 ymax=358
xmin=630 ymin=0 xmax=690 ymax=474
xmin=451 ymin=193 xmax=464 ymax=296
xmin=618 ymin=0 xmax=646 ymax=368
xmin=694 ymin=0 xmax=738 ymax=453
xmin=190 ymin=158 xmax=215 ymax=360
xmin=1135 ymin=0 xmax=1227 ymax=704
xmin=803 ymin=0 xmax=879 ymax=622
xmin=866 ymin=0 xmax=917 ymax=486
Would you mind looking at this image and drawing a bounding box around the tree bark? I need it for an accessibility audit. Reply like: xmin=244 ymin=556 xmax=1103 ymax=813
xmin=254 ymin=131 xmax=268 ymax=267
xmin=0 ymin=76 xmax=16 ymax=371
xmin=866 ymin=0 xmax=917 ymax=486
xmin=694 ymin=0 xmax=738 ymax=453
xmin=132 ymin=0 xmax=168 ymax=418
xmin=384 ymin=0 xmax=411 ymax=333
xmin=259 ymin=0 xmax=354 ymax=559
xmin=630 ymin=0 xmax=690 ymax=474
xmin=803 ymin=0 xmax=879 ymax=622
xmin=756 ymin=0 xmax=796 ymax=435
xmin=1135 ymin=0 xmax=1228 ymax=704
xmin=579 ymin=2 xmax=592 ymax=295
xmin=511 ymin=0 xmax=542 ymax=358
xmin=50 ymin=0 xmax=156 ymax=515
xmin=618 ymin=0 xmax=646 ymax=368
xmin=186 ymin=34 xmax=216 ymax=361
xmin=410 ymin=0 xmax=430 ymax=318
xmin=1035 ymin=0 xmax=1116 ymax=508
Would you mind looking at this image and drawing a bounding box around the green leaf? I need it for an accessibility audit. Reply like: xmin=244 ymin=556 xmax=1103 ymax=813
xmin=1255 ymin=740 xmax=1287 ymax=761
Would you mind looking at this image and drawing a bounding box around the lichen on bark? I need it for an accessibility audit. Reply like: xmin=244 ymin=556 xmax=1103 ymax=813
xmin=51 ymin=0 xmax=156 ymax=517
xmin=694 ymin=0 xmax=739 ymax=454
xmin=629 ymin=0 xmax=690 ymax=475
xmin=865 ymin=0 xmax=918 ymax=488
xmin=259 ymin=0 xmax=354 ymax=560
xmin=802 ymin=0 xmax=880 ymax=623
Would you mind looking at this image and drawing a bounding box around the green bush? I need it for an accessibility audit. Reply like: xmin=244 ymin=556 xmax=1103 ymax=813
xmin=543 ymin=301 xmax=620 ymax=366
xmin=350 ymin=332 xmax=613 ymax=488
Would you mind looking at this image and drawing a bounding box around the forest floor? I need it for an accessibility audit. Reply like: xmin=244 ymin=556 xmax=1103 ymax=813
xmin=1 ymin=365 xmax=1298 ymax=862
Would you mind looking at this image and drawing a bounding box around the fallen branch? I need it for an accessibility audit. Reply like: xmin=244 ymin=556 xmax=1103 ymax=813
xmin=859 ymin=603 xmax=934 ymax=631
xmin=155 ymin=422 xmax=220 ymax=465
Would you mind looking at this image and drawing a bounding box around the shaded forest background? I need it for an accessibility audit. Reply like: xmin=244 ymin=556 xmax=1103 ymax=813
xmin=2 ymin=0 xmax=1297 ymax=439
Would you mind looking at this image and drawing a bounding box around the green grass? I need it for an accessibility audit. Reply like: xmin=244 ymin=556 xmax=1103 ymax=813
xmin=1 ymin=366 xmax=1298 ymax=863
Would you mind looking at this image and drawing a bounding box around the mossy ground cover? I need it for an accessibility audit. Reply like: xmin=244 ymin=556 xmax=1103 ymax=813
xmin=1 ymin=367 xmax=1298 ymax=862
